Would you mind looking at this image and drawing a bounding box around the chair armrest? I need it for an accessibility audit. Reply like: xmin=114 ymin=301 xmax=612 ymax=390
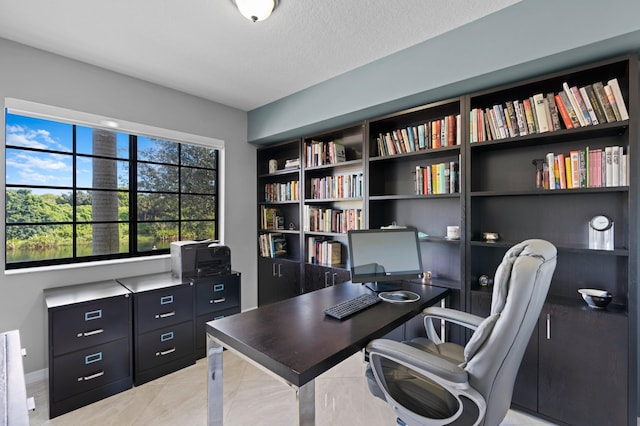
xmin=422 ymin=307 xmax=485 ymax=343
xmin=367 ymin=339 xmax=468 ymax=384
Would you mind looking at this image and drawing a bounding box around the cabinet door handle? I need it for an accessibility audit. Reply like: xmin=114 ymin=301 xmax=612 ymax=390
xmin=156 ymin=311 xmax=176 ymax=319
xmin=210 ymin=297 xmax=226 ymax=304
xmin=278 ymin=264 xmax=282 ymax=277
xmin=156 ymin=348 xmax=176 ymax=356
xmin=332 ymin=273 xmax=337 ymax=286
xmin=272 ymin=263 xmax=277 ymax=277
xmin=78 ymin=371 xmax=104 ymax=381
xmin=77 ymin=329 xmax=104 ymax=338
xmin=324 ymin=271 xmax=330 ymax=287
xmin=546 ymin=314 xmax=551 ymax=340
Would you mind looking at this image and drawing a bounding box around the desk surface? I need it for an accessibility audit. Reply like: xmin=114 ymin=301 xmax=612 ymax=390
xmin=206 ymin=282 xmax=449 ymax=387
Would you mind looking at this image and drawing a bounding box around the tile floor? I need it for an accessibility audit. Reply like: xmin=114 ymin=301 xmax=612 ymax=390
xmin=26 ymin=350 xmax=559 ymax=426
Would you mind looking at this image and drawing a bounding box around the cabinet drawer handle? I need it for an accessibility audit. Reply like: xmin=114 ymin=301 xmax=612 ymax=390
xmin=78 ymin=371 xmax=104 ymax=381
xmin=85 ymin=352 xmax=103 ymax=365
xmin=546 ymin=314 xmax=551 ymax=340
xmin=213 ymin=284 xmax=225 ymax=292
xmin=160 ymin=295 xmax=174 ymax=305
xmin=156 ymin=348 xmax=176 ymax=356
xmin=156 ymin=311 xmax=175 ymax=319
xmin=77 ymin=329 xmax=104 ymax=338
xmin=84 ymin=309 xmax=102 ymax=321
xmin=210 ymin=298 xmax=226 ymax=304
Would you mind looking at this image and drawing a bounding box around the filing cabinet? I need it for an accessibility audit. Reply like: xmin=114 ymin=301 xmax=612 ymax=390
xmin=117 ymin=272 xmax=195 ymax=385
xmin=193 ymin=271 xmax=241 ymax=358
xmin=44 ymin=280 xmax=132 ymax=418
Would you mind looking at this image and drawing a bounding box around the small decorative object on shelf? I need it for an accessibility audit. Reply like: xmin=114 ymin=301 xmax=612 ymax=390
xmin=422 ymin=271 xmax=432 ymax=284
xmin=479 ymin=275 xmax=493 ymax=287
xmin=588 ymin=215 xmax=614 ymax=250
xmin=268 ymin=159 xmax=278 ymax=173
xmin=482 ymin=232 xmax=499 ymax=242
xmin=578 ymin=288 xmax=613 ymax=309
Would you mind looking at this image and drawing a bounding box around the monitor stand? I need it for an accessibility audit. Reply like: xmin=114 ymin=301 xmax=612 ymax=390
xmin=365 ymin=281 xmax=403 ymax=293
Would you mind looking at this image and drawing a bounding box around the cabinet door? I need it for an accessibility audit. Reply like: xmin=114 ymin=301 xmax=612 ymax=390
xmin=538 ymin=304 xmax=627 ymax=426
xmin=303 ymin=264 xmax=351 ymax=293
xmin=258 ymin=257 xmax=300 ymax=306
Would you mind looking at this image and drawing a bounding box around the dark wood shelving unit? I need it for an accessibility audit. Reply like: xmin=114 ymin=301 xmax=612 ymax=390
xmin=254 ymin=53 xmax=638 ymax=425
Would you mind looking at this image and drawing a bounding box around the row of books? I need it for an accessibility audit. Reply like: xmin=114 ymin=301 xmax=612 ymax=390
xmin=258 ymin=232 xmax=287 ymax=258
xmin=308 ymin=172 xmax=363 ymax=200
xmin=303 ymin=205 xmax=362 ymax=233
xmin=414 ymin=161 xmax=459 ymax=195
xmin=259 ymin=206 xmax=285 ymax=230
xmin=264 ymin=180 xmax=299 ymax=202
xmin=533 ymin=146 xmax=628 ymax=190
xmin=375 ymin=114 xmax=462 ymax=157
xmin=305 ymin=140 xmax=346 ymax=167
xmin=307 ymin=237 xmax=342 ymax=266
xmin=470 ymin=78 xmax=629 ymax=143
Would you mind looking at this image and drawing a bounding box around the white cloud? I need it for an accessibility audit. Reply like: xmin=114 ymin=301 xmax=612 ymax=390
xmin=6 ymin=124 xmax=71 ymax=152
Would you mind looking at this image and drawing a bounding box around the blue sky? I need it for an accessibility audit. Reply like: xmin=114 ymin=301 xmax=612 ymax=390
xmin=5 ymin=112 xmax=129 ymax=193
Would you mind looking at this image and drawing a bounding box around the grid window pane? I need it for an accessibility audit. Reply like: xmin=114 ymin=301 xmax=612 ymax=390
xmin=76 ymin=223 xmax=129 ymax=256
xmin=6 ymin=148 xmax=73 ymax=187
xmin=137 ymin=193 xmax=179 ymax=221
xmin=6 ymin=188 xmax=73 ymax=223
xmin=137 ymin=222 xmax=178 ymax=252
xmin=181 ymin=168 xmax=216 ymax=194
xmin=181 ymin=221 xmax=216 ymax=241
xmin=181 ymin=144 xmax=217 ymax=168
xmin=5 ymin=114 xmax=72 ymax=152
xmin=137 ymin=137 xmax=179 ymax=164
xmin=137 ymin=163 xmax=179 ymax=192
xmin=6 ymin=224 xmax=73 ymax=263
xmin=76 ymin=157 xmax=129 ymax=190
xmin=75 ymin=190 xmax=129 ymax=222
xmin=76 ymin=126 xmax=129 ymax=159
xmin=181 ymin=194 xmax=215 ymax=220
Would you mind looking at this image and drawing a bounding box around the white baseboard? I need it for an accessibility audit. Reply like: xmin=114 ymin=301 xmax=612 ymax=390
xmin=25 ymin=368 xmax=47 ymax=385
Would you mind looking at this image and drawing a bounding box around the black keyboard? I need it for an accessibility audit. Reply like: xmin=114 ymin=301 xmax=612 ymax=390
xmin=323 ymin=293 xmax=381 ymax=319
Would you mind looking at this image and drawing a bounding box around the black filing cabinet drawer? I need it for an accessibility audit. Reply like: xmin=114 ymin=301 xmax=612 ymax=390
xmin=195 ymin=306 xmax=240 ymax=357
xmin=195 ymin=272 xmax=241 ymax=315
xmin=136 ymin=321 xmax=194 ymax=372
xmin=135 ymin=285 xmax=193 ymax=334
xmin=51 ymin=296 xmax=129 ymax=356
xmin=52 ymin=338 xmax=130 ymax=402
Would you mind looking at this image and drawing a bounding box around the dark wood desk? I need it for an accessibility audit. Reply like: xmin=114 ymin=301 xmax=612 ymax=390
xmin=206 ymin=281 xmax=449 ymax=425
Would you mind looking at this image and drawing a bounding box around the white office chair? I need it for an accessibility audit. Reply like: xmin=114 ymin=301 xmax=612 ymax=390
xmin=366 ymin=239 xmax=557 ymax=425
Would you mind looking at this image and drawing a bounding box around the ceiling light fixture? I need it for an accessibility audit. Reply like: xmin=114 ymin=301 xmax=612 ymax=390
xmin=233 ymin=0 xmax=278 ymax=23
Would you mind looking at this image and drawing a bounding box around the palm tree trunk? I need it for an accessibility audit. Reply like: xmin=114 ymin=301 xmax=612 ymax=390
xmin=91 ymin=129 xmax=119 ymax=255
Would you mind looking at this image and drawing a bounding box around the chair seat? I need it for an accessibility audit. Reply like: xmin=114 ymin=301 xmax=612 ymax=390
xmin=405 ymin=338 xmax=465 ymax=365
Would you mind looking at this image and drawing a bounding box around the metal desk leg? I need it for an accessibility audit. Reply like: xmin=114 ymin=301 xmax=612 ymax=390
xmin=297 ymin=379 xmax=315 ymax=426
xmin=207 ymin=334 xmax=223 ymax=426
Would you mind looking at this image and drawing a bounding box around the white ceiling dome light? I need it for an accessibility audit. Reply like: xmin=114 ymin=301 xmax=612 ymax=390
xmin=233 ymin=0 xmax=278 ymax=22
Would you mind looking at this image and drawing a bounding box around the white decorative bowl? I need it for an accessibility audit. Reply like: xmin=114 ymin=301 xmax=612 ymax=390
xmin=578 ymin=288 xmax=612 ymax=309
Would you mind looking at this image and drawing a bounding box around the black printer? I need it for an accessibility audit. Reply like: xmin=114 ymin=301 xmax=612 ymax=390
xmin=171 ymin=240 xmax=231 ymax=279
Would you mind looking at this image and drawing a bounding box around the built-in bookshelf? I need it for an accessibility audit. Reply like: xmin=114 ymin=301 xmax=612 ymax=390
xmin=255 ymin=53 xmax=637 ymax=426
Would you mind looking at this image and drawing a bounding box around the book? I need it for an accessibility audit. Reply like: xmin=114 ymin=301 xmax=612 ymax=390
xmin=612 ymin=146 xmax=620 ymax=186
xmin=554 ymin=94 xmax=573 ymax=129
xmin=558 ymin=91 xmax=581 ymax=128
xmin=592 ymin=81 xmax=617 ymax=123
xmin=546 ymin=153 xmax=556 ymax=189
xmin=607 ymin=78 xmax=629 ymax=120
xmin=522 ymin=98 xmax=537 ymax=134
xmin=557 ymin=153 xmax=567 ymax=189
xmin=565 ymin=156 xmax=573 ymax=189
xmin=331 ymin=142 xmax=346 ymax=163
xmin=570 ymin=85 xmax=592 ymax=125
xmin=583 ymin=84 xmax=607 ymax=124
xmin=605 ymin=146 xmax=613 ymax=187
xmin=604 ymin=84 xmax=622 ymax=121
xmin=579 ymin=87 xmax=599 ymax=125
xmin=417 ymin=124 xmax=426 ymax=149
xmin=533 ymin=93 xmax=550 ymax=133
xmin=546 ymin=92 xmax=561 ymax=131
xmin=563 ymin=82 xmax=586 ymax=126
xmin=570 ymin=150 xmax=580 ymax=188
xmin=514 ymin=100 xmax=528 ymax=136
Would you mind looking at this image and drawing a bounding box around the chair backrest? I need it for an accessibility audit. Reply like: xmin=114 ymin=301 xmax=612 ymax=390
xmin=463 ymin=239 xmax=557 ymax=426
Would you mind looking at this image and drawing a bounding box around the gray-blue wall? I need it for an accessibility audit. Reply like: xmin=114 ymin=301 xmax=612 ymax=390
xmin=0 ymin=37 xmax=256 ymax=374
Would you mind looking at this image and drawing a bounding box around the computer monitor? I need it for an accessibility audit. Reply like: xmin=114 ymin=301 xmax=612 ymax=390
xmin=347 ymin=228 xmax=424 ymax=292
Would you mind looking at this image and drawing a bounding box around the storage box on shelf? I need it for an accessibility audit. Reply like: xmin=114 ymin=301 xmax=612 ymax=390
xmin=466 ymin=53 xmax=636 ymax=426
xmin=44 ymin=280 xmax=132 ymax=418
xmin=117 ymin=272 xmax=195 ymax=386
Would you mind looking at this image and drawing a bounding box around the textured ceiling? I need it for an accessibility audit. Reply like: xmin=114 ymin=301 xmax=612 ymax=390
xmin=0 ymin=0 xmax=519 ymax=111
